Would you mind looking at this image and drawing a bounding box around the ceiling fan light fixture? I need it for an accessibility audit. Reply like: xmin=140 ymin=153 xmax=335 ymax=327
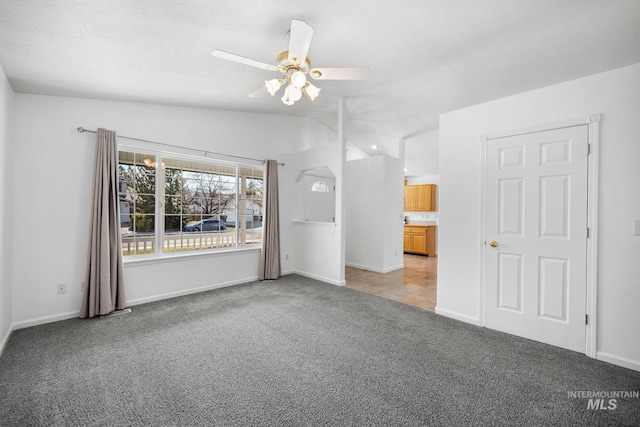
xmin=304 ymin=82 xmax=321 ymax=100
xmin=290 ymin=70 xmax=307 ymax=88
xmin=265 ymin=78 xmax=284 ymax=96
xmin=212 ymin=20 xmax=369 ymax=107
xmin=281 ymin=84 xmax=302 ymax=105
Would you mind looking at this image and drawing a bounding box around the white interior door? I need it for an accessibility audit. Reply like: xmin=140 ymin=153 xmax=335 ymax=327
xmin=484 ymin=125 xmax=589 ymax=352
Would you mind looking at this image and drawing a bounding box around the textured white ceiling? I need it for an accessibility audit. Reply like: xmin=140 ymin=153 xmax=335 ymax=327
xmin=1 ymin=0 xmax=639 ymax=176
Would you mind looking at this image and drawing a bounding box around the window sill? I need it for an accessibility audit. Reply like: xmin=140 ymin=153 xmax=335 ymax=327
xmin=292 ymin=221 xmax=337 ymax=228
xmin=123 ymin=245 xmax=261 ymax=267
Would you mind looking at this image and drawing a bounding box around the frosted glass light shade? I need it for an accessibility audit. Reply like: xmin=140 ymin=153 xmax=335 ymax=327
xmin=290 ymin=70 xmax=307 ymax=88
xmin=281 ymin=85 xmax=302 ymax=105
xmin=265 ymin=79 xmax=284 ymax=96
xmin=304 ymin=82 xmax=321 ymax=100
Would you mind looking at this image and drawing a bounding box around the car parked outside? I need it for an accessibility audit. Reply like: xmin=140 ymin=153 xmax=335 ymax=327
xmin=183 ymin=219 xmax=227 ymax=232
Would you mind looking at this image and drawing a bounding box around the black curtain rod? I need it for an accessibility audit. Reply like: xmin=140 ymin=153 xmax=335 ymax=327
xmin=76 ymin=127 xmax=284 ymax=166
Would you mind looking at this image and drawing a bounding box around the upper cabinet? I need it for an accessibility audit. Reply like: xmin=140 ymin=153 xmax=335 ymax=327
xmin=404 ymin=184 xmax=436 ymax=211
xmin=404 ymin=185 xmax=417 ymax=211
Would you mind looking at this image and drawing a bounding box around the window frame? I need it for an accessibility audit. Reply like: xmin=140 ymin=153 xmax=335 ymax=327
xmin=117 ymin=145 xmax=264 ymax=261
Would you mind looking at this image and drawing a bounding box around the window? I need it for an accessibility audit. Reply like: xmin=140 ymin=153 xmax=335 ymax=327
xmin=118 ymin=150 xmax=263 ymax=257
xmin=310 ymin=180 xmax=330 ymax=192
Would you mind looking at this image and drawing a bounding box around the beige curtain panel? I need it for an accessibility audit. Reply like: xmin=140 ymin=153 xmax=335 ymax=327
xmin=80 ymin=128 xmax=126 ymax=318
xmin=258 ymin=159 xmax=281 ymax=280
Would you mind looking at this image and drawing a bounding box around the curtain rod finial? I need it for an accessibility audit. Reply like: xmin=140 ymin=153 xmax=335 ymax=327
xmin=77 ymin=127 xmax=85 ymax=133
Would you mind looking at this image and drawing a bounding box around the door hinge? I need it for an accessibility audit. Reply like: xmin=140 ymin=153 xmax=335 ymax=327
xmin=587 ymin=227 xmax=590 ymax=238
xmin=585 ymin=314 xmax=589 ymax=325
xmin=587 ymin=143 xmax=591 ymax=155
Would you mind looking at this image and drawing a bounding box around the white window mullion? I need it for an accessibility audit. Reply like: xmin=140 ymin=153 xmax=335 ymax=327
xmin=156 ymin=154 xmax=164 ymax=254
xmin=234 ymin=165 xmax=239 ymax=247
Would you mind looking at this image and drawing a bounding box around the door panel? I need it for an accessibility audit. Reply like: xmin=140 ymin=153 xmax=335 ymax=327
xmin=484 ymin=125 xmax=588 ymax=353
xmin=497 ymin=253 xmax=523 ymax=312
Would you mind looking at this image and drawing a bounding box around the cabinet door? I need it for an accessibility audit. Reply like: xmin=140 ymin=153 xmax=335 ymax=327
xmin=404 ymin=186 xmax=417 ymax=211
xmin=417 ymin=185 xmax=434 ymax=211
xmin=403 ymin=232 xmax=411 ymax=252
xmin=426 ymin=226 xmax=436 ymax=256
xmin=411 ymin=233 xmax=427 ymax=254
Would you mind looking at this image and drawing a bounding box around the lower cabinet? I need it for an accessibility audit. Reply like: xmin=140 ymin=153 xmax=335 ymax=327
xmin=403 ymin=226 xmax=436 ymax=256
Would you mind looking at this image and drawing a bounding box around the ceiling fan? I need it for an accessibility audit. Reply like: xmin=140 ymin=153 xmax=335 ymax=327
xmin=211 ymin=19 xmax=370 ymax=106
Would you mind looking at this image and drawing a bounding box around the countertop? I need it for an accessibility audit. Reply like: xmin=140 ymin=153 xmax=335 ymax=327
xmin=404 ymin=221 xmax=437 ymax=226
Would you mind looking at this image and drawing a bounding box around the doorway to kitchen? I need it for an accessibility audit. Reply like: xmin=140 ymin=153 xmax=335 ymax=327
xmin=345 ymin=254 xmax=437 ymax=311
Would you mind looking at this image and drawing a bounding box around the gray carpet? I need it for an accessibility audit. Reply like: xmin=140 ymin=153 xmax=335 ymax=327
xmin=1 ymin=274 xmax=639 ymax=426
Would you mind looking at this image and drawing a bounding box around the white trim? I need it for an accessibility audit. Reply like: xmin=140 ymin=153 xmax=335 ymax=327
xmin=294 ymin=270 xmax=346 ymax=286
xmin=435 ymin=306 xmax=481 ymax=326
xmin=0 ymin=324 xmax=13 ymax=356
xmin=292 ymin=221 xmax=337 ymax=228
xmin=10 ymin=277 xmax=259 ymax=331
xmin=479 ymin=114 xmax=600 ymax=356
xmin=126 ymin=276 xmax=257 ymax=307
xmin=597 ymin=352 xmax=640 ymax=373
xmin=118 ymin=142 xmax=263 ymax=168
xmin=123 ymin=245 xmax=260 ymax=267
xmin=12 ymin=311 xmax=80 ymax=330
xmin=484 ymin=114 xmax=599 ymax=141
xmin=585 ymin=115 xmax=600 ymax=358
xmin=479 ymin=134 xmax=488 ymax=327
xmin=345 ymin=262 xmax=404 ymax=274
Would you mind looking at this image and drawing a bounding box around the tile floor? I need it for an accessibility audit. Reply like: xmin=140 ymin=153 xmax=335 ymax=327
xmin=345 ymin=254 xmax=437 ymax=311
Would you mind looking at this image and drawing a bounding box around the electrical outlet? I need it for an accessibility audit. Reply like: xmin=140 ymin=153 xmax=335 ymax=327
xmin=57 ymin=283 xmax=67 ymax=295
xmin=285 ymin=253 xmax=289 ymax=260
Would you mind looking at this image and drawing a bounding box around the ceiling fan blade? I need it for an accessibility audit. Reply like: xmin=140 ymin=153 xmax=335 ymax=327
xmin=309 ymin=66 xmax=370 ymax=80
xmin=211 ymin=49 xmax=278 ymax=71
xmin=248 ymin=86 xmax=268 ymax=98
xmin=288 ymin=20 xmax=314 ymax=66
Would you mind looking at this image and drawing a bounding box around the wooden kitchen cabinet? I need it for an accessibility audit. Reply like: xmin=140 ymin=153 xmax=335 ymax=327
xmin=404 ymin=186 xmax=417 ymax=211
xmin=403 ymin=225 xmax=436 ymax=256
xmin=417 ymin=185 xmax=435 ymax=211
xmin=404 ymin=184 xmax=436 ymax=211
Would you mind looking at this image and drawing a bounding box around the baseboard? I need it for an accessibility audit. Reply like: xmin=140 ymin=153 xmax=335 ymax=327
xmin=127 ymin=276 xmax=259 ymax=307
xmin=0 ymin=324 xmax=13 ymax=357
xmin=7 ymin=278 xmax=259 ymax=333
xmin=345 ymin=262 xmax=404 ymax=274
xmin=597 ymin=351 xmax=640 ymax=372
xmin=381 ymin=264 xmax=405 ymax=273
xmin=294 ymin=270 xmax=346 ymax=286
xmin=12 ymin=311 xmax=80 ymax=331
xmin=435 ymin=306 xmax=481 ymax=326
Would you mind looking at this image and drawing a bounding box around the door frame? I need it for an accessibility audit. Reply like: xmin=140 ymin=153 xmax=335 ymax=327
xmin=479 ymin=114 xmax=600 ymax=357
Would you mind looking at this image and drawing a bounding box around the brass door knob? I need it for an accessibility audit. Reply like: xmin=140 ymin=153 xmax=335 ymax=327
xmin=489 ymin=240 xmax=499 ymax=247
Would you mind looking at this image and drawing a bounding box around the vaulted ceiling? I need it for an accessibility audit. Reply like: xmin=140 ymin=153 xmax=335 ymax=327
xmin=1 ymin=0 xmax=639 ymax=176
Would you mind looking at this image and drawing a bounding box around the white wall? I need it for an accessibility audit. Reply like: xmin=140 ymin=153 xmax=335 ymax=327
xmin=345 ymin=155 xmax=404 ymax=273
xmin=438 ymin=63 xmax=640 ymax=370
xmin=280 ymin=142 xmax=345 ymax=284
xmin=10 ymin=93 xmax=320 ymax=326
xmin=0 ymin=65 xmax=15 ymax=351
xmin=382 ymin=156 xmax=405 ymax=270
